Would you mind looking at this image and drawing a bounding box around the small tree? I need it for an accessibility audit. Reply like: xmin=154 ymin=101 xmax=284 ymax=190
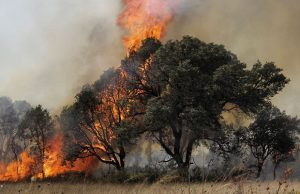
xmin=19 ymin=105 xmax=53 ymax=178
xmin=240 ymin=106 xmax=299 ymax=178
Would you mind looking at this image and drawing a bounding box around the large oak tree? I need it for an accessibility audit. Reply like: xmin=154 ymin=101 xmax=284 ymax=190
xmin=123 ymin=36 xmax=290 ymax=173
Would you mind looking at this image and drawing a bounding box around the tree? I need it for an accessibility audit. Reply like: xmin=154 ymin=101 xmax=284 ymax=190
xmin=0 ymin=97 xmax=31 ymax=163
xmin=19 ymin=105 xmax=53 ymax=178
xmin=0 ymin=97 xmax=19 ymax=161
xmin=239 ymin=106 xmax=299 ymax=178
xmin=61 ymin=69 xmax=140 ymax=171
xmin=121 ymin=38 xmax=162 ymax=103
xmin=123 ymin=36 xmax=289 ymax=173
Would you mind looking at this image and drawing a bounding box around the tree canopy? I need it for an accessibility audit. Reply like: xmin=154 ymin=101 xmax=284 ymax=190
xmin=239 ymin=106 xmax=299 ymax=178
xmin=122 ymin=36 xmax=290 ymax=171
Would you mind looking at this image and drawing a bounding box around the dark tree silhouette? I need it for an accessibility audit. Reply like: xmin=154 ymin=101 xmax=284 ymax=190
xmin=240 ymin=106 xmax=299 ymax=178
xmin=123 ymin=36 xmax=290 ymax=173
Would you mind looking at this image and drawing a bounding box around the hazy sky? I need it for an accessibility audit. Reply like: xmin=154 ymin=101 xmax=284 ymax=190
xmin=1 ymin=0 xmax=300 ymax=115
xmin=0 ymin=0 xmax=124 ymax=111
xmin=168 ymin=0 xmax=300 ymax=116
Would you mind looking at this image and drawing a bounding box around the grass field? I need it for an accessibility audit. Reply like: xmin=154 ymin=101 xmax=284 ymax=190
xmin=0 ymin=181 xmax=300 ymax=194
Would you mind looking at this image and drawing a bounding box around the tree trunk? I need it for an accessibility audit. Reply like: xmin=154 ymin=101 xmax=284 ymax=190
xmin=256 ymin=162 xmax=263 ymax=178
xmin=273 ymin=162 xmax=279 ymax=180
xmin=184 ymin=138 xmax=195 ymax=167
xmin=119 ymin=145 xmax=126 ymax=169
xmin=177 ymin=164 xmax=189 ymax=178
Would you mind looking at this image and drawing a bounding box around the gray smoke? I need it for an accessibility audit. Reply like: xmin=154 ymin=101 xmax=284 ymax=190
xmin=167 ymin=0 xmax=300 ymax=116
xmin=1 ymin=0 xmax=299 ymax=115
xmin=0 ymin=96 xmax=31 ymax=162
xmin=0 ymin=0 xmax=124 ymax=111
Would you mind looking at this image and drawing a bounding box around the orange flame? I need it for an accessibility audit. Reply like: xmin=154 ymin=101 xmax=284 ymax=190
xmin=118 ymin=0 xmax=176 ymax=51
xmin=0 ymin=0 xmax=177 ymax=182
xmin=0 ymin=135 xmax=96 ymax=182
xmin=37 ymin=134 xmax=96 ymax=179
xmin=0 ymin=152 xmax=35 ymax=182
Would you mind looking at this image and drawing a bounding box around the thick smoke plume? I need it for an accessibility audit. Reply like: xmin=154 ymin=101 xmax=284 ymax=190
xmin=0 ymin=0 xmax=299 ymax=115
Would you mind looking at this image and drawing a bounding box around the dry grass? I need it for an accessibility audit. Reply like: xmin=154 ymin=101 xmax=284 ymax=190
xmin=0 ymin=181 xmax=299 ymax=194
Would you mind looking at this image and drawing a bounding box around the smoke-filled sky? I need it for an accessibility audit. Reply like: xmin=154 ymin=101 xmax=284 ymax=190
xmin=0 ymin=0 xmax=299 ymax=115
xmin=0 ymin=0 xmax=124 ymax=111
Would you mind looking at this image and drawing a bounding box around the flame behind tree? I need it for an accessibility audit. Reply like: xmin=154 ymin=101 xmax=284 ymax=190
xmin=0 ymin=135 xmax=95 ymax=182
xmin=59 ymin=0 xmax=179 ymax=170
xmin=18 ymin=105 xmax=54 ymax=178
xmin=0 ymin=0 xmax=178 ymax=180
xmin=0 ymin=105 xmax=95 ymax=182
xmin=36 ymin=134 xmax=95 ymax=179
xmin=61 ymin=69 xmax=140 ymax=170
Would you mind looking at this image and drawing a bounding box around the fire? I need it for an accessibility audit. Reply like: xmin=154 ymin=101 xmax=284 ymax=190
xmin=0 ymin=152 xmax=35 ymax=182
xmin=38 ymin=134 xmax=96 ymax=179
xmin=0 ymin=135 xmax=95 ymax=182
xmin=118 ymin=0 xmax=176 ymax=51
xmin=0 ymin=0 xmax=176 ymax=182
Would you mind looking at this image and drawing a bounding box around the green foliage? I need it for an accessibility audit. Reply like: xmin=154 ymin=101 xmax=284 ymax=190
xmin=60 ymin=35 xmax=292 ymax=178
xmin=239 ymin=106 xmax=299 ymax=177
xmin=137 ymin=36 xmax=290 ymax=169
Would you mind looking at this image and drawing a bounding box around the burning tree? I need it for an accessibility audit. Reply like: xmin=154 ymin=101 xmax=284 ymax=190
xmin=61 ymin=69 xmax=140 ymax=171
xmin=1 ymin=0 xmax=178 ymax=181
xmin=59 ymin=0 xmax=178 ymax=171
xmin=121 ymin=38 xmax=162 ymax=102
xmin=1 ymin=0 xmax=296 ymax=183
xmin=19 ymin=105 xmax=54 ymax=178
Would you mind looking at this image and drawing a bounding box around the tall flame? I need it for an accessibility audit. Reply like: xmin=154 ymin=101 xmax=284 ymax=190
xmin=118 ymin=0 xmax=176 ymax=51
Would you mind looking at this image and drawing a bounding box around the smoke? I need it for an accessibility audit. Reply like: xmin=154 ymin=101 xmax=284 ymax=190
xmin=1 ymin=0 xmax=299 ymax=116
xmin=0 ymin=0 xmax=124 ymax=111
xmin=0 ymin=96 xmax=31 ymax=162
xmin=167 ymin=0 xmax=300 ymax=116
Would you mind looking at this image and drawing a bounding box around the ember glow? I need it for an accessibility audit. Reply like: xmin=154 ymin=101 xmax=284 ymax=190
xmin=0 ymin=0 xmax=176 ymax=182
